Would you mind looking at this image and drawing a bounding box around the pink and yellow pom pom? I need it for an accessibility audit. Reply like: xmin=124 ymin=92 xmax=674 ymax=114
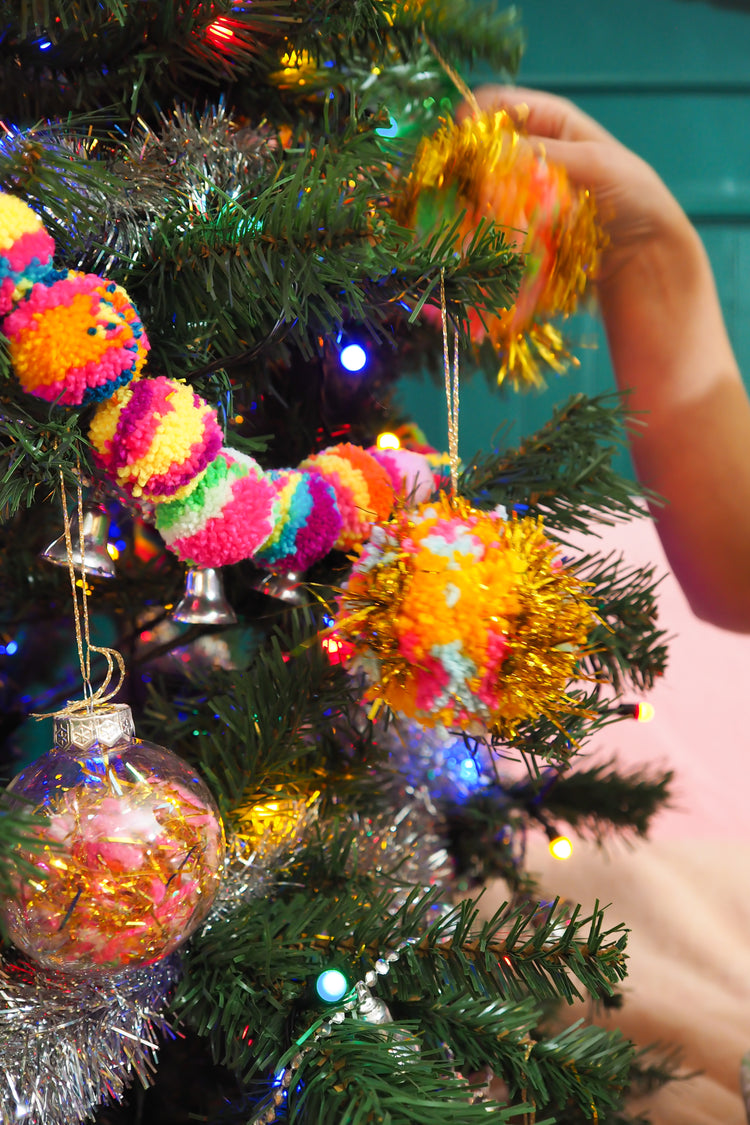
xmin=335 ymin=494 xmax=594 ymax=736
xmin=154 ymin=448 xmax=279 ymax=567
xmin=299 ymin=442 xmax=394 ymax=552
xmin=253 ymin=468 xmax=343 ymax=572
xmin=4 ymin=270 xmax=149 ymax=405
xmin=0 ymin=192 xmax=56 ymax=316
xmin=369 ymin=446 xmax=435 ymax=504
xmin=88 ymin=376 xmax=222 ymax=501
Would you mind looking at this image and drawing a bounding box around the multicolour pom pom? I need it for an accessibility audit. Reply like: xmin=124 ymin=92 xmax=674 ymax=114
xmin=253 ymin=468 xmax=343 ymax=572
xmin=154 ymin=448 xmax=278 ymax=567
xmin=88 ymin=376 xmax=223 ymax=500
xmin=0 ymin=192 xmax=56 ymax=316
xmin=335 ymin=494 xmax=594 ymax=736
xmin=369 ymin=447 xmax=435 ymax=504
xmin=393 ymin=110 xmax=602 ymax=387
xmin=299 ymin=443 xmax=394 ymax=552
xmin=4 ymin=270 xmax=149 ymax=405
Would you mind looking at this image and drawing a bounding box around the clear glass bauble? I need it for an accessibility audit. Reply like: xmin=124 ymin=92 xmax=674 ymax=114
xmin=1 ymin=704 xmax=225 ymax=973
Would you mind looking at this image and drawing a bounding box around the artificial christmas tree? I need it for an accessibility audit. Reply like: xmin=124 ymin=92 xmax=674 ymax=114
xmin=0 ymin=3 xmax=674 ymax=1122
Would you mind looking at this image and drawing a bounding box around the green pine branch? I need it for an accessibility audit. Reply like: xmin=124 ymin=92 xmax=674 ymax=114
xmin=0 ymin=0 xmax=521 ymax=125
xmin=538 ymin=760 xmax=674 ymax=843
xmin=177 ymin=879 xmax=628 ymax=1120
xmin=134 ymin=127 xmax=522 ymax=375
xmin=497 ymin=683 xmax=624 ymax=765
xmin=282 ymin=1027 xmax=535 ymax=1125
xmin=142 ymin=612 xmax=372 ymax=818
xmin=0 ymin=405 xmax=88 ymax=522
xmin=0 ymin=794 xmax=51 ymax=900
xmin=390 ymin=0 xmax=524 ymax=75
xmin=576 ymin=552 xmax=669 ymax=693
xmin=458 ymin=393 xmax=654 ymax=535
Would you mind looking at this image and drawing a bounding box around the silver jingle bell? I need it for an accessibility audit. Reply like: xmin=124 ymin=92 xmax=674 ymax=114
xmin=40 ymin=502 xmax=117 ymax=579
xmin=251 ymin=570 xmax=307 ymax=605
xmin=172 ymin=567 xmax=237 ymax=625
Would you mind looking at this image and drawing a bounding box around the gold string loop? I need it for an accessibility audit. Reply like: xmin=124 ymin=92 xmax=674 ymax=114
xmin=439 ymin=269 xmax=460 ymax=495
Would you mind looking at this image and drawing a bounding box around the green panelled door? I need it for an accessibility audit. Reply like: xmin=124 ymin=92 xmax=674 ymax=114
xmin=396 ymin=0 xmax=750 ymax=477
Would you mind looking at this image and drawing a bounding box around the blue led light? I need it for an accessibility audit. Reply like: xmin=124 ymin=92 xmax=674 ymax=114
xmin=316 ymin=968 xmax=348 ymax=1003
xmin=339 ymin=343 xmax=367 ymax=372
xmin=5 ymin=640 xmax=18 ymax=655
xmin=37 ymin=39 xmax=52 ymax=50
xmin=375 ymin=116 xmax=399 ymax=138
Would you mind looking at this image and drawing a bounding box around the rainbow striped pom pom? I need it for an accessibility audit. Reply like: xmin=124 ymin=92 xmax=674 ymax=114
xmin=254 ymin=468 xmax=343 ymax=572
xmin=4 ymin=270 xmax=149 ymax=406
xmin=155 ymin=448 xmax=279 ymax=567
xmin=369 ymin=447 xmax=435 ymax=504
xmin=299 ymin=443 xmax=394 ymax=552
xmin=89 ymin=376 xmax=222 ymax=501
xmin=0 ymin=192 xmax=56 ymax=317
xmin=336 ymin=494 xmax=594 ymax=737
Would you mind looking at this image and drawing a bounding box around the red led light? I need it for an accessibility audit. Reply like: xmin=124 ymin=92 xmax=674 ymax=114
xmin=206 ymin=17 xmax=235 ymax=45
xmin=321 ymin=635 xmax=354 ymax=665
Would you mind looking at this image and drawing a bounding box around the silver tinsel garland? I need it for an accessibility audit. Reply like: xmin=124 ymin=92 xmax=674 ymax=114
xmin=0 ymin=953 xmax=178 ymax=1125
xmin=88 ymin=103 xmax=277 ymax=271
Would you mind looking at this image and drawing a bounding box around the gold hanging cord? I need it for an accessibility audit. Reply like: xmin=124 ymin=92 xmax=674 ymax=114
xmin=34 ymin=470 xmax=125 ymax=718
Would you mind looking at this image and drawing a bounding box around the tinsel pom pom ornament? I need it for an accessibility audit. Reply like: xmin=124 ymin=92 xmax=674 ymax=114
xmin=335 ymin=494 xmax=594 ymax=736
xmin=88 ymin=375 xmax=223 ymax=500
xmin=3 ymin=270 xmax=149 ymax=405
xmin=154 ymin=448 xmax=278 ymax=566
xmin=299 ymin=442 xmax=394 ymax=552
xmin=369 ymin=446 xmax=435 ymax=504
xmin=0 ymin=703 xmax=225 ymax=973
xmin=393 ymin=110 xmax=602 ymax=387
xmin=0 ymin=191 xmax=56 ymax=316
xmin=253 ymin=467 xmax=343 ymax=572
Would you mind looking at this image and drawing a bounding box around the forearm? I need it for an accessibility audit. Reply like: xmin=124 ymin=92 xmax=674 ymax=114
xmin=599 ymin=215 xmax=750 ymax=629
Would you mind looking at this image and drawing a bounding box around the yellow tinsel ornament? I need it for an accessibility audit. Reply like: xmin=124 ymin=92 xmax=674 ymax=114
xmin=393 ymin=110 xmax=604 ymax=388
xmin=335 ymin=494 xmax=595 ymax=739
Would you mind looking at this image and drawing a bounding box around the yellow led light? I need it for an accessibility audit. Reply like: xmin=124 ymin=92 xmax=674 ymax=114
xmin=376 ymin=431 xmax=400 ymax=450
xmin=106 ymin=542 xmax=119 ymax=560
xmin=635 ymin=702 xmax=655 ymax=723
xmin=548 ymin=835 xmax=573 ymax=861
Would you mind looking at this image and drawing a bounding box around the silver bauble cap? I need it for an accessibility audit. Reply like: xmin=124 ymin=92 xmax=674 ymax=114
xmin=53 ymin=703 xmax=135 ymax=753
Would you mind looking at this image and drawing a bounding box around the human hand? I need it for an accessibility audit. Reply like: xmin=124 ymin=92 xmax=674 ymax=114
xmin=459 ymin=85 xmax=692 ymax=288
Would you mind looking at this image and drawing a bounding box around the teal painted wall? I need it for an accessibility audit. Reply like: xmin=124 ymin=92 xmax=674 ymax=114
xmin=397 ymin=0 xmax=750 ymax=473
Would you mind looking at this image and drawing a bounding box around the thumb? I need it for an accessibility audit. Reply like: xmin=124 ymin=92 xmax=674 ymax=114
xmin=530 ymin=135 xmax=614 ymax=196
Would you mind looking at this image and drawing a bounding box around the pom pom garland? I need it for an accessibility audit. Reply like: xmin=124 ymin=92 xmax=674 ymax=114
xmin=393 ymin=110 xmax=602 ymax=387
xmin=253 ymin=468 xmax=343 ymax=572
xmin=88 ymin=375 xmax=223 ymax=500
xmin=0 ymin=186 xmax=445 ymax=574
xmin=299 ymin=443 xmax=394 ymax=552
xmin=4 ymin=271 xmax=149 ymax=405
xmin=155 ymin=448 xmax=279 ymax=567
xmin=335 ymin=494 xmax=594 ymax=736
xmin=0 ymin=191 xmax=56 ymax=316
